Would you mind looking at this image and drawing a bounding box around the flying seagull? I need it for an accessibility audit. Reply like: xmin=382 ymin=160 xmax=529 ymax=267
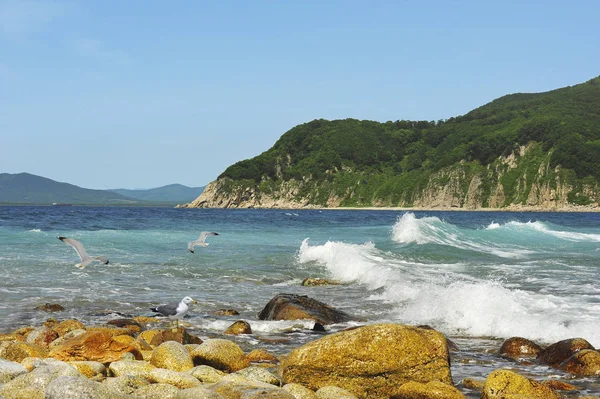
xmin=188 ymin=231 xmax=219 ymax=253
xmin=57 ymin=236 xmax=109 ymax=269
xmin=150 ymin=296 xmax=198 ymax=328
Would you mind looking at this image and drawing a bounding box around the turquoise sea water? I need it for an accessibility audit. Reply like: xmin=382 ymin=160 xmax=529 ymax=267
xmin=1 ymin=206 xmax=599 ymax=396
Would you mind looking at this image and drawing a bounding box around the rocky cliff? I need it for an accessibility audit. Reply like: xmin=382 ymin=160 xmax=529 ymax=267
xmin=179 ymin=144 xmax=600 ymax=211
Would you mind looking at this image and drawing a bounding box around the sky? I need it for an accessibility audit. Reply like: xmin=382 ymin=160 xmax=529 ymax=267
xmin=0 ymin=1 xmax=598 ymax=190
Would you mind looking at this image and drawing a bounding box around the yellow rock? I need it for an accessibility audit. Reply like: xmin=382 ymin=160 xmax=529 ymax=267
xmin=190 ymin=339 xmax=250 ymax=372
xmin=48 ymin=331 xmax=142 ymax=363
xmin=150 ymin=341 xmax=194 ymax=372
xmin=559 ymin=349 xmax=600 ymax=376
xmin=52 ymin=319 xmax=86 ymax=337
xmin=482 ymin=369 xmax=561 ymax=399
xmin=68 ymin=360 xmax=106 ymax=380
xmin=1 ymin=342 xmax=47 ymax=362
xmin=394 ymin=381 xmax=466 ymax=399
xmin=280 ymin=323 xmax=453 ymax=399
xmin=224 ymin=320 xmax=253 ymax=335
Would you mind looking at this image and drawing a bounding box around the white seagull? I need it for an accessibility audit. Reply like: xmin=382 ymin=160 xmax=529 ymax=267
xmin=150 ymin=296 xmax=198 ymax=328
xmin=188 ymin=231 xmax=219 ymax=253
xmin=57 ymin=236 xmax=109 ymax=269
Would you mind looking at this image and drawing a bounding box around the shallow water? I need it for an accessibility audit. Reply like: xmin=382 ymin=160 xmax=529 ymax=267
xmin=1 ymin=206 xmax=599 ymax=395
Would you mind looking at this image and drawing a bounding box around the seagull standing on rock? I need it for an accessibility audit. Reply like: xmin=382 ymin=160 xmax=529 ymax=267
xmin=188 ymin=231 xmax=219 ymax=253
xmin=150 ymin=296 xmax=198 ymax=328
xmin=57 ymin=236 xmax=109 ymax=269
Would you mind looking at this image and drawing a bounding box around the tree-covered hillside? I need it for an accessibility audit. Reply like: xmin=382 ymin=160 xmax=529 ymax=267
xmin=202 ymin=76 xmax=600 ymax=208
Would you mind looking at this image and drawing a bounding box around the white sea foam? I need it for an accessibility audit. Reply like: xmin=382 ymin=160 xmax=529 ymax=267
xmin=297 ymin=236 xmax=600 ymax=347
xmin=28 ymin=229 xmax=42 ymax=233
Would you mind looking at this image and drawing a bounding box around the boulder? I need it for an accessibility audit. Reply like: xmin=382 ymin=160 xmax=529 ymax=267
xmin=48 ymin=331 xmax=142 ymax=363
xmin=536 ymin=338 xmax=594 ymax=368
xmin=301 ymin=278 xmax=341 ymax=286
xmin=147 ymin=367 xmax=201 ymax=389
xmin=25 ymin=327 xmax=59 ymax=348
xmin=482 ymin=369 xmax=561 ymax=399
xmin=68 ymin=360 xmax=107 ymax=380
xmin=280 ymin=323 xmax=453 ymax=399
xmin=0 ymin=359 xmax=27 ymax=383
xmin=247 ymin=349 xmax=279 ymax=364
xmin=391 ymin=381 xmax=466 ymax=398
xmin=460 ymin=377 xmax=485 ymax=390
xmin=211 ymin=309 xmax=240 ymax=316
xmin=48 ymin=329 xmax=86 ymax=349
xmin=282 ymin=383 xmax=318 ymax=399
xmin=107 ymin=318 xmax=143 ymax=334
xmin=86 ymin=327 xmax=134 ymax=337
xmin=147 ymin=328 xmax=203 ymax=347
xmin=558 ymin=349 xmax=600 ymax=376
xmin=52 ymin=319 xmax=86 ymax=337
xmin=34 ymin=303 xmax=65 ymax=312
xmin=108 ymin=359 xmax=156 ymax=379
xmin=190 ymin=339 xmax=250 ymax=372
xmin=102 ymin=375 xmax=150 ymax=395
xmin=0 ymin=342 xmax=47 ymax=362
xmin=543 ymin=380 xmax=580 ymax=391
xmin=235 ymin=365 xmax=281 ymax=386
xmin=224 ymin=320 xmax=253 ymax=335
xmin=499 ymin=337 xmax=542 ymax=360
xmin=258 ymin=294 xmax=357 ymax=325
xmin=151 ymin=341 xmax=194 ymax=372
xmin=0 ymin=361 xmax=82 ymax=399
xmin=0 ymin=334 xmax=22 ymax=343
xmin=212 ymin=374 xmax=292 ymax=398
xmin=187 ymin=365 xmax=226 ymax=383
xmin=45 ymin=375 xmax=128 ymax=399
xmin=176 ymin=386 xmax=227 ymax=399
xmin=134 ymin=382 xmax=180 ymax=399
xmin=315 ymin=386 xmax=358 ymax=399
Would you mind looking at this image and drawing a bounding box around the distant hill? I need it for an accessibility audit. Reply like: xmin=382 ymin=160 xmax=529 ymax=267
xmin=0 ymin=173 xmax=139 ymax=205
xmin=107 ymin=184 xmax=205 ymax=204
xmin=183 ymin=76 xmax=600 ymax=210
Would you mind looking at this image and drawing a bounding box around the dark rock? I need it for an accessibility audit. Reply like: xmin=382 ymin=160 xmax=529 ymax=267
xmin=312 ymin=322 xmax=326 ymax=332
xmin=558 ymin=349 xmax=600 ymax=376
xmin=35 ymin=303 xmax=65 ymax=312
xmin=224 ymin=320 xmax=252 ymax=335
xmin=149 ymin=327 xmax=203 ymax=346
xmin=257 ymin=293 xmax=358 ymax=325
xmin=536 ymin=338 xmax=594 ymax=368
xmin=499 ymin=337 xmax=543 ymax=360
xmin=211 ymin=309 xmax=240 ymax=316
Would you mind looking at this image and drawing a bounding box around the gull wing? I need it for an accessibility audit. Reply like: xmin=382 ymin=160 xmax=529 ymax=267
xmin=197 ymin=231 xmax=219 ymax=243
xmin=57 ymin=236 xmax=90 ymax=261
xmin=152 ymin=303 xmax=178 ymax=317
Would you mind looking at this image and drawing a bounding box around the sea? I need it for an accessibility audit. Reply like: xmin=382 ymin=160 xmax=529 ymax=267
xmin=1 ymin=206 xmax=599 ymax=396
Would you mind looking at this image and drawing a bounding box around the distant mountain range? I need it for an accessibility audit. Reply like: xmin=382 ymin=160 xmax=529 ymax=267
xmin=0 ymin=173 xmax=204 ymax=205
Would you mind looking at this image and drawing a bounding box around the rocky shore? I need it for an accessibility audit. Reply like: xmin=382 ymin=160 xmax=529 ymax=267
xmin=1 ymin=293 xmax=599 ymax=398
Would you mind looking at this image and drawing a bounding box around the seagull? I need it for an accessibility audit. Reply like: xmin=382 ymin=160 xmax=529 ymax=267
xmin=150 ymin=296 xmax=198 ymax=328
xmin=57 ymin=236 xmax=109 ymax=269
xmin=188 ymin=231 xmax=219 ymax=253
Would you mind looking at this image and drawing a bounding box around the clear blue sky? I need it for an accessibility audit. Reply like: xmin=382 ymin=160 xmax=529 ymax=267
xmin=1 ymin=1 xmax=598 ymax=189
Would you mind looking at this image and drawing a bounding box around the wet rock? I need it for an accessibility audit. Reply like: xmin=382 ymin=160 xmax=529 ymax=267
xmin=460 ymin=377 xmax=485 ymax=390
xmin=282 ymin=383 xmax=318 ymax=399
xmin=108 ymin=359 xmax=156 ymax=379
xmin=147 ymin=328 xmax=203 ymax=347
xmin=558 ymin=349 xmax=600 ymax=376
xmin=0 ymin=360 xmax=82 ymax=399
xmin=543 ymin=379 xmax=580 ymax=391
xmin=48 ymin=331 xmax=142 ymax=363
xmin=236 ymin=365 xmax=281 ymax=386
xmin=187 ymin=365 xmax=226 ymax=383
xmin=52 ymin=319 xmax=86 ymax=337
xmin=536 ymin=337 xmax=594 ymax=368
xmin=258 ymin=293 xmax=357 ymax=325
xmin=68 ymin=360 xmax=106 ymax=380
xmin=281 ymin=323 xmax=453 ymax=399
xmin=43 ymin=318 xmax=59 ymax=328
xmin=482 ymin=369 xmax=561 ymax=399
xmin=0 ymin=359 xmax=27 ymax=383
xmin=499 ymin=337 xmax=543 ymax=360
xmin=301 ymin=278 xmax=341 ymax=286
xmin=45 ymin=375 xmax=128 ymax=399
xmin=224 ymin=320 xmax=253 ymax=335
xmin=151 ymin=341 xmax=194 ymax=372
xmin=190 ymin=339 xmax=250 ymax=372
xmin=312 ymin=322 xmax=326 ymax=332
xmin=392 ymin=381 xmax=466 ymax=398
xmin=25 ymin=327 xmax=59 ymax=348
xmin=107 ymin=318 xmax=143 ymax=332
xmin=212 ymin=309 xmax=240 ymax=316
xmin=35 ymin=303 xmax=65 ymax=313
xmin=86 ymin=326 xmax=134 ymax=337
xmin=102 ymin=375 xmax=150 ymax=395
xmin=247 ymin=349 xmax=279 ymax=364
xmin=315 ymin=385 xmax=358 ymax=399
xmin=148 ymin=367 xmax=201 ymax=389
xmin=134 ymin=382 xmax=180 ymax=399
xmin=0 ymin=342 xmax=47 ymax=362
xmin=416 ymin=325 xmax=458 ymax=352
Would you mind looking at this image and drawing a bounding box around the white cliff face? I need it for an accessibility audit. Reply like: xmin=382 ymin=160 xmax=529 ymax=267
xmin=179 ymin=146 xmax=600 ymax=211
